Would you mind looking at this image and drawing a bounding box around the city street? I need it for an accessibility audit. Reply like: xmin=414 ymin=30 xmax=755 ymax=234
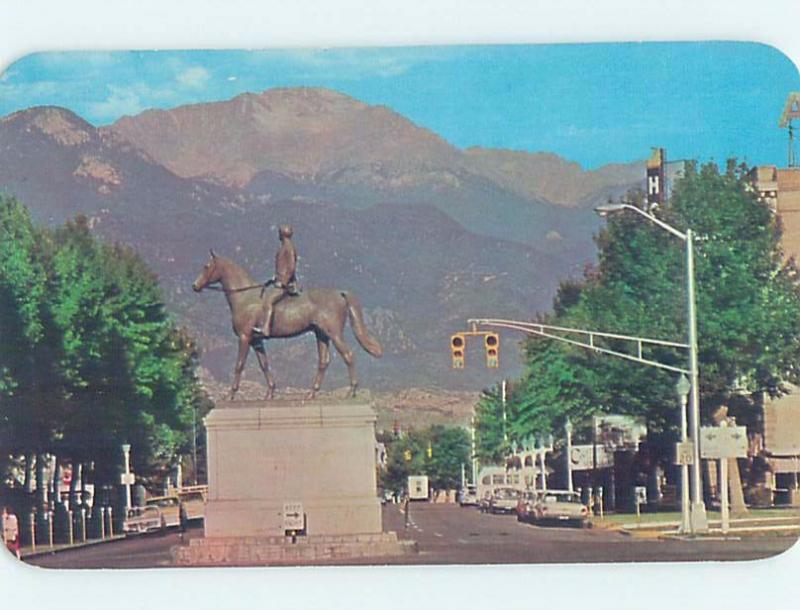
xmin=20 ymin=504 xmax=797 ymax=569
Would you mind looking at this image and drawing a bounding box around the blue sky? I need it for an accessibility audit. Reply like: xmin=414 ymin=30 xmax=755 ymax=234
xmin=1 ymin=42 xmax=798 ymax=169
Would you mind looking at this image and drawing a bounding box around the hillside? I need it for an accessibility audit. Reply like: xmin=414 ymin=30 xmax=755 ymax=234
xmin=0 ymin=104 xmax=584 ymax=392
xmin=106 ymin=87 xmax=643 ymax=253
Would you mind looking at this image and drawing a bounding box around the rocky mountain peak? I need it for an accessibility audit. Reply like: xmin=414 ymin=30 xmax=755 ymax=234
xmin=2 ymin=106 xmax=95 ymax=147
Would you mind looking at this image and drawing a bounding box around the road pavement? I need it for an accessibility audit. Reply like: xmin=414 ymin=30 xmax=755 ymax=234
xmin=19 ymin=504 xmax=797 ymax=569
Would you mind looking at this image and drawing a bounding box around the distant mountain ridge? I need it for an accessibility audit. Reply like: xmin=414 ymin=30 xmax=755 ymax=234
xmin=106 ymin=86 xmax=642 ymax=209
xmin=0 ymin=90 xmax=646 ymax=391
xmin=106 ymin=87 xmax=643 ymax=256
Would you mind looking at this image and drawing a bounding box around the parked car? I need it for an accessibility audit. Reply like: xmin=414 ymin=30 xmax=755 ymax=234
xmin=177 ymin=487 xmax=207 ymax=522
xmin=458 ymin=485 xmax=479 ymax=507
xmin=122 ymin=506 xmax=165 ymax=535
xmin=515 ymin=490 xmax=538 ymax=522
xmin=531 ymin=490 xmax=590 ymax=526
xmin=488 ymin=487 xmax=521 ymax=514
xmin=145 ymin=495 xmax=182 ymax=528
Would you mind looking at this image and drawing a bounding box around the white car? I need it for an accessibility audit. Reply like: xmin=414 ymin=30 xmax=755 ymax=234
xmin=531 ymin=490 xmax=590 ymax=526
xmin=488 ymin=487 xmax=521 ymax=514
xmin=458 ymin=485 xmax=479 ymax=507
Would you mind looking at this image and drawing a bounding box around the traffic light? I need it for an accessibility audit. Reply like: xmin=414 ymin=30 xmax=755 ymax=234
xmin=403 ymin=449 xmax=412 ymax=462
xmin=427 ymin=442 xmax=433 ymax=458
xmin=484 ymin=332 xmax=499 ymax=368
xmin=450 ymin=333 xmax=465 ymax=369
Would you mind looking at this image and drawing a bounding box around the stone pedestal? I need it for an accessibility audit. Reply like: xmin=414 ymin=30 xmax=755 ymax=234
xmin=174 ymin=397 xmax=414 ymax=565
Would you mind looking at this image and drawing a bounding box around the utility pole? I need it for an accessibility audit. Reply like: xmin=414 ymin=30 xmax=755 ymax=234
xmin=501 ymin=379 xmax=508 ymax=443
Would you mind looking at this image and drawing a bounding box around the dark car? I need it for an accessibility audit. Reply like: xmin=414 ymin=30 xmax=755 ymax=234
xmin=515 ymin=490 xmax=538 ymax=522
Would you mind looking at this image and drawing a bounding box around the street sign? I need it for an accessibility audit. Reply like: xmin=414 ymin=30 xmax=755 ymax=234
xmin=282 ymin=502 xmax=304 ymax=531
xmin=120 ymin=473 xmax=135 ymax=486
xmin=569 ymin=444 xmax=613 ymax=471
xmin=674 ymin=441 xmax=695 ymax=465
xmin=700 ymin=426 xmax=748 ymax=459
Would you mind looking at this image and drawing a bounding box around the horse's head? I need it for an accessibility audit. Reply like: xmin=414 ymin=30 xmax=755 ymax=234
xmin=192 ymin=249 xmax=222 ymax=292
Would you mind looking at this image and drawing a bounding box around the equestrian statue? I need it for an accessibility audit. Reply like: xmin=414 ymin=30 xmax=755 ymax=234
xmin=192 ymin=225 xmax=383 ymax=400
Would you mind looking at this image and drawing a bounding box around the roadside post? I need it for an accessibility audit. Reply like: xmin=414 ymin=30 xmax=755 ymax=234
xmin=634 ymin=486 xmax=647 ymax=522
xmin=720 ymin=455 xmax=729 ymax=533
xmin=67 ymin=509 xmax=74 ymax=545
xmin=80 ymin=507 xmax=87 ymax=543
xmin=28 ymin=511 xmax=36 ymax=553
xmin=47 ymin=510 xmax=54 ymax=548
xmin=564 ymin=418 xmax=574 ymax=493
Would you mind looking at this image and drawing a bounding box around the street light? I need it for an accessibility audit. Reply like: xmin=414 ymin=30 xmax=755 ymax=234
xmin=595 ymin=203 xmax=708 ymax=533
xmin=564 ymin=418 xmax=574 ymax=493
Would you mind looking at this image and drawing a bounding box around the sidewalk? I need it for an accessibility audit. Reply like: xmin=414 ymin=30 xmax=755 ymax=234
xmin=595 ymin=508 xmax=800 ymax=540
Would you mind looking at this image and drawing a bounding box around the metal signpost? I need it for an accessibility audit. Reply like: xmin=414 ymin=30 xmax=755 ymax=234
xmin=595 ymin=202 xmax=708 ymax=533
xmin=700 ymin=424 xmax=748 ymax=533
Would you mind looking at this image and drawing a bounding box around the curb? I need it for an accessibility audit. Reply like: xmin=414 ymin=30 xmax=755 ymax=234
xmin=20 ymin=535 xmax=128 ymax=559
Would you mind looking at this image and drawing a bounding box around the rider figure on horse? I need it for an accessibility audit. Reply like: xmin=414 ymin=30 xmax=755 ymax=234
xmin=256 ymin=224 xmax=300 ymax=337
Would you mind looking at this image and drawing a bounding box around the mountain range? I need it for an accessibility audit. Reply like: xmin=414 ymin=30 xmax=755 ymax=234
xmin=0 ymin=87 xmax=645 ymax=392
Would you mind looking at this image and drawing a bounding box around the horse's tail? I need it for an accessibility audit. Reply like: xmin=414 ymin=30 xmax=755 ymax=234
xmin=341 ymin=292 xmax=383 ymax=358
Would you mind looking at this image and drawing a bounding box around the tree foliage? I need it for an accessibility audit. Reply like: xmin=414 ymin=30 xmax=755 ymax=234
xmin=475 ymin=161 xmax=800 ymax=458
xmin=0 ymin=195 xmax=204 ymax=487
xmin=380 ymin=425 xmax=470 ymax=495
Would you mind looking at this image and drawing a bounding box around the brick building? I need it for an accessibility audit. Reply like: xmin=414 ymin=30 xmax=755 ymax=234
xmin=749 ymin=164 xmax=800 ymax=505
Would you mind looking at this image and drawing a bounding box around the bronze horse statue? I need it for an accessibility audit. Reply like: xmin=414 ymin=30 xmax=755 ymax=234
xmin=192 ymin=250 xmax=383 ymax=399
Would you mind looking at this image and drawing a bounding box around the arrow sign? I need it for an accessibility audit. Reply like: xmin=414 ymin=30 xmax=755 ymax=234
xmin=700 ymin=426 xmax=748 ymax=459
xmin=283 ymin=502 xmax=304 ymax=531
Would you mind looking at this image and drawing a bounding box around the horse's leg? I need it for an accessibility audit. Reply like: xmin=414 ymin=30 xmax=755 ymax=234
xmin=254 ymin=339 xmax=276 ymax=399
xmin=309 ymin=332 xmax=331 ymax=400
xmin=230 ymin=333 xmax=250 ymax=400
xmin=329 ymin=332 xmax=358 ymax=397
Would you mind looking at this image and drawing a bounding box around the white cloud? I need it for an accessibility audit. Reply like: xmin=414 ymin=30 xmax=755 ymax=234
xmin=227 ymin=75 xmax=237 ymax=81
xmin=177 ymin=66 xmax=210 ymax=89
xmin=87 ymin=85 xmax=145 ymax=120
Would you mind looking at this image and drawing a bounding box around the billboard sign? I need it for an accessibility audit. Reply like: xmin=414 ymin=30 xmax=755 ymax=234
xmin=569 ymin=444 xmax=613 ymax=471
xmin=593 ymin=415 xmax=647 ymax=450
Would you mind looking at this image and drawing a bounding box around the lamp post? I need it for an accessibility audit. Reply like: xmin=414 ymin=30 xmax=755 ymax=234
xmin=676 ymin=374 xmax=691 ymax=534
xmin=536 ymin=436 xmax=546 ymax=492
xmin=596 ymin=203 xmax=708 ymax=533
xmin=120 ymin=443 xmax=133 ymax=511
xmin=564 ymin=418 xmax=574 ymax=493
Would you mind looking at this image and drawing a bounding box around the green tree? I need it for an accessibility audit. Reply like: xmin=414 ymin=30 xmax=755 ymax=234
xmin=380 ymin=425 xmax=471 ymax=495
xmin=424 ymin=425 xmax=470 ymax=490
xmin=0 ymin=195 xmax=66 ymax=491
xmin=1 ymin=200 xmax=203 ymax=500
xmin=473 ymin=384 xmax=510 ymax=464
xmin=50 ymin=216 xmax=200 ymax=483
xmin=479 ymin=161 xmax=800 ymax=446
